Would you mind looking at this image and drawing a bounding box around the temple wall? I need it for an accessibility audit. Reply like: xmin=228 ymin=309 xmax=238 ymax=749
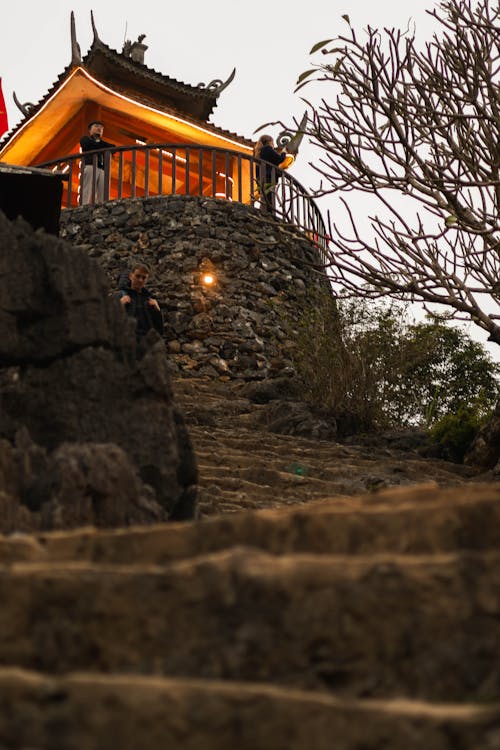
xmin=60 ymin=196 xmax=329 ymax=381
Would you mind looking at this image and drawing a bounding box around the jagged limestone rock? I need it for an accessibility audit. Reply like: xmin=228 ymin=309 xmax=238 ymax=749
xmin=0 ymin=212 xmax=197 ymax=529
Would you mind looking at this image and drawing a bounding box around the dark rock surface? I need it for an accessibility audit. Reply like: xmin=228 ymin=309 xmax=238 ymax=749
xmin=0 ymin=212 xmax=197 ymax=529
xmin=0 ymin=670 xmax=497 ymax=750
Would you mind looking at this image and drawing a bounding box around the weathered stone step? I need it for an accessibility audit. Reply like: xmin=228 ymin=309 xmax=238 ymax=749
xmin=1 ymin=546 xmax=500 ymax=701
xmin=198 ymin=467 xmax=318 ymax=490
xmin=193 ymin=440 xmax=462 ymax=475
xmin=195 ymin=470 xmax=356 ymax=513
xmin=196 ymin=464 xmax=453 ymax=500
xmin=190 ymin=426 xmax=392 ymax=459
xmin=197 ymin=487 xmax=308 ymax=516
xmin=190 ymin=427 xmax=467 ymax=485
xmin=194 ymin=478 xmax=437 ymax=518
xmin=0 ymin=668 xmax=498 ymax=750
xmin=1 ymin=484 xmax=499 ymax=565
xmin=194 ymin=454 xmax=413 ymax=484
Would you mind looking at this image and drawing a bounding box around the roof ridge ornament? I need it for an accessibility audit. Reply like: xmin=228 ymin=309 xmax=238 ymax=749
xmin=13 ymin=91 xmax=35 ymax=118
xmin=122 ymin=34 xmax=148 ymax=64
xmin=197 ymin=67 xmax=236 ymax=96
xmin=277 ymin=111 xmax=308 ymax=156
xmin=90 ymin=10 xmax=101 ymax=44
xmin=70 ymin=11 xmax=82 ymax=65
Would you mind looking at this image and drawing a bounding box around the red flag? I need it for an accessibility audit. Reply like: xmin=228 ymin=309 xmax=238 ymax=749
xmin=0 ymin=78 xmax=9 ymax=137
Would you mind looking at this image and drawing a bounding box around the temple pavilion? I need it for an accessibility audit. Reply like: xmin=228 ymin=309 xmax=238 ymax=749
xmin=0 ymin=12 xmax=257 ymax=206
xmin=0 ymin=13 xmax=325 ymax=245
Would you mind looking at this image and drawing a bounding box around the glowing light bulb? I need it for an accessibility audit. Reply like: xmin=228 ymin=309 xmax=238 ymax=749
xmin=202 ymin=273 xmax=215 ymax=286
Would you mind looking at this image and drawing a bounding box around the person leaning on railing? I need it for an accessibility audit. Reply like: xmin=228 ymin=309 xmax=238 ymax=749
xmin=79 ymin=120 xmax=115 ymax=205
xmin=254 ymin=134 xmax=288 ymax=214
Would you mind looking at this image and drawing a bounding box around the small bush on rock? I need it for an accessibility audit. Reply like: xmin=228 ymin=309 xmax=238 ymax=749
xmin=429 ymin=408 xmax=483 ymax=463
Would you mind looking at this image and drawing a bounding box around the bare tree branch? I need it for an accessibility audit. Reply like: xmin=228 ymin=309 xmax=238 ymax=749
xmin=296 ymin=0 xmax=500 ymax=344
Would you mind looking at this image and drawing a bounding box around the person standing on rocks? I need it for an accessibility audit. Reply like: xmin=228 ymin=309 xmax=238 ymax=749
xmin=80 ymin=120 xmax=115 ymax=205
xmin=116 ymin=263 xmax=164 ymax=343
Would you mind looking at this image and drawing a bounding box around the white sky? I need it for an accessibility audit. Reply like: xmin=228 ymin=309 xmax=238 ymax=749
xmin=1 ymin=0 xmax=497 ymax=360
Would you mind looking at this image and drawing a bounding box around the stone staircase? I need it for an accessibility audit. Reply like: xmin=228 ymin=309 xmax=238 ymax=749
xmin=0 ymin=376 xmax=499 ymax=749
xmin=172 ymin=376 xmax=471 ymax=516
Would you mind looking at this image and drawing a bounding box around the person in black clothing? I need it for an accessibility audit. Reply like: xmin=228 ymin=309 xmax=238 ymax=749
xmin=254 ymin=134 xmax=288 ymax=214
xmin=80 ymin=120 xmax=115 ymax=205
xmin=116 ymin=264 xmax=164 ymax=345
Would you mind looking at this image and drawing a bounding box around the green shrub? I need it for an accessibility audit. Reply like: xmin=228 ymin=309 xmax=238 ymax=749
xmin=429 ymin=408 xmax=483 ymax=462
xmin=285 ymin=291 xmax=499 ymax=433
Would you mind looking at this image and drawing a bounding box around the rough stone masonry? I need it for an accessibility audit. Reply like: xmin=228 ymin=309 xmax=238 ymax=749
xmin=60 ymin=195 xmax=329 ymax=381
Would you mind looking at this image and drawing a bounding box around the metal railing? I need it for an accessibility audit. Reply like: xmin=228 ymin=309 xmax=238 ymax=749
xmin=36 ymin=143 xmax=327 ymax=251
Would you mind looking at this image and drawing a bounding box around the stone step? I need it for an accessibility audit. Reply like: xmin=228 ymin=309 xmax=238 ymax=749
xmin=192 ymin=440 xmax=462 ymax=475
xmin=196 ymin=486 xmax=309 ymax=516
xmin=1 ymin=667 xmax=498 ymax=750
xmin=189 ymin=427 xmax=467 ymax=481
xmin=0 ymin=668 xmax=498 ymax=750
xmin=196 ymin=464 xmax=455 ymax=497
xmin=195 ymin=471 xmax=354 ymax=513
xmin=1 ymin=484 xmax=499 ymax=565
xmin=189 ymin=425 xmax=389 ymax=457
xmin=1 ymin=545 xmax=500 ymax=701
xmin=198 ymin=467 xmax=318 ymax=490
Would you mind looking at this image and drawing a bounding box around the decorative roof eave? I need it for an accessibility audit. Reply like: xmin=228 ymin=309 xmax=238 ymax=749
xmin=86 ymin=9 xmax=234 ymax=108
xmin=99 ymin=77 xmax=252 ymax=147
xmin=82 ymin=41 xmax=236 ymax=120
xmin=1 ymin=10 xmax=241 ymax=149
xmin=77 ymin=9 xmax=234 ymax=121
xmin=0 ymin=67 xmax=253 ymax=165
xmin=0 ymin=60 xmax=75 ymax=150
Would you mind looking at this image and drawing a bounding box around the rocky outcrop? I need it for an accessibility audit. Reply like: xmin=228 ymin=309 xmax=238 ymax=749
xmin=0 ymin=212 xmax=197 ymax=529
xmin=2 ymin=199 xmax=500 ymax=748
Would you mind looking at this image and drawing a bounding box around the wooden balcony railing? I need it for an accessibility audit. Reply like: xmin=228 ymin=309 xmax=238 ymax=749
xmin=35 ymin=143 xmax=327 ymax=252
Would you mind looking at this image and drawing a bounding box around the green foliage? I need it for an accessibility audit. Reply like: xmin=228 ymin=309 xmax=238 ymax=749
xmin=428 ymin=408 xmax=483 ymax=463
xmin=287 ymin=291 xmax=499 ymax=433
xmin=395 ymin=320 xmax=499 ymax=424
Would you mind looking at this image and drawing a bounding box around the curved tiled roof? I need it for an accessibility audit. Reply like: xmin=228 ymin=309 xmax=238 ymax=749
xmin=0 ymin=36 xmax=251 ymax=151
xmin=84 ymin=38 xmax=222 ymax=109
xmin=0 ymin=61 xmax=74 ymax=148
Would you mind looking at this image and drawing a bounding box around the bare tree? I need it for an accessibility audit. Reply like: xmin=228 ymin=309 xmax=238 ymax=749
xmin=295 ymin=0 xmax=500 ymax=344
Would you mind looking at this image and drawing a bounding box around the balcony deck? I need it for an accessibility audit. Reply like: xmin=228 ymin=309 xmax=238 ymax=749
xmin=36 ymin=143 xmax=327 ymax=252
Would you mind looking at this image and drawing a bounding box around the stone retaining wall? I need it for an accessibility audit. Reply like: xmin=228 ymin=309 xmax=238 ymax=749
xmin=60 ymin=196 xmax=329 ymax=380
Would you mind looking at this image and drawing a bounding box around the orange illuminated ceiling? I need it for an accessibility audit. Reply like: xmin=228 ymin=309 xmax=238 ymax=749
xmin=0 ymin=67 xmax=253 ymax=166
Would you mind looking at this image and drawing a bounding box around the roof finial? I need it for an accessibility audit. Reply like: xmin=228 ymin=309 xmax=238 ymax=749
xmin=122 ymin=34 xmax=148 ymax=64
xmin=90 ymin=10 xmax=101 ymax=43
xmin=13 ymin=91 xmax=35 ymax=118
xmin=197 ymin=67 xmax=236 ymax=96
xmin=277 ymin=111 xmax=308 ymax=156
xmin=70 ymin=11 xmax=82 ymax=64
